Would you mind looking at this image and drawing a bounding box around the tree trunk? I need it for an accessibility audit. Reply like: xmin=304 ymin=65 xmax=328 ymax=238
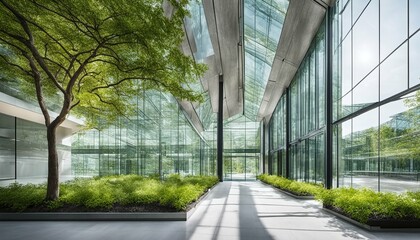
xmin=46 ymin=125 xmax=59 ymax=201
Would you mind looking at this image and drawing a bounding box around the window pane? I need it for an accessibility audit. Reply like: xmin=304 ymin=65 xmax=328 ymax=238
xmin=352 ymin=108 xmax=379 ymax=191
xmin=379 ymin=90 xmax=420 ymax=192
xmin=0 ymin=113 xmax=15 ymax=179
xmin=353 ymin=0 xmax=379 ymax=84
xmin=380 ymin=0 xmax=408 ymax=60
xmin=380 ymin=43 xmax=408 ymax=100
xmin=353 ymin=68 xmax=379 ymax=111
xmin=409 ymin=0 xmax=420 ymax=35
xmin=409 ymin=31 xmax=420 ymax=87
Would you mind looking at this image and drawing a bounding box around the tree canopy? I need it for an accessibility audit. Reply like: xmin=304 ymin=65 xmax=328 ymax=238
xmin=0 ymin=0 xmax=205 ymax=128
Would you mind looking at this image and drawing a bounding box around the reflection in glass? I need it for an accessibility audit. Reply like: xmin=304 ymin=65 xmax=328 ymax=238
xmin=0 ymin=113 xmax=15 ymax=179
xmin=379 ymin=90 xmax=420 ymax=192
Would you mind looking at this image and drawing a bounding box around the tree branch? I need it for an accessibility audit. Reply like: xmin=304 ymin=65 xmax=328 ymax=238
xmin=21 ymin=51 xmax=51 ymax=126
xmin=89 ymin=76 xmax=167 ymax=93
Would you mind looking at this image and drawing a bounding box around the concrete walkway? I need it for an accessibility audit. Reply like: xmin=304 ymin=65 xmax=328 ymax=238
xmin=0 ymin=181 xmax=418 ymax=240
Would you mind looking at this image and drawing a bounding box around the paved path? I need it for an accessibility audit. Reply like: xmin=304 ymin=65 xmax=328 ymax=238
xmin=0 ymin=181 xmax=418 ymax=240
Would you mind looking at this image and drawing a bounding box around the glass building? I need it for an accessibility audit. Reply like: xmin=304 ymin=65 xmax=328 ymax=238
xmin=0 ymin=0 xmax=419 ymax=193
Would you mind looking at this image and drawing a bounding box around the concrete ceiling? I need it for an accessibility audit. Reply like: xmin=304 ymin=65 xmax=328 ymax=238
xmin=202 ymin=0 xmax=243 ymax=119
xmin=258 ymin=0 xmax=333 ymax=123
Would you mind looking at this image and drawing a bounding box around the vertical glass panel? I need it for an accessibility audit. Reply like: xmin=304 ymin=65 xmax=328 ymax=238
xmin=380 ymin=0 xmax=407 ymax=60
xmin=309 ymin=51 xmax=316 ymax=132
xmin=338 ymin=119 xmax=352 ymax=187
xmin=409 ymin=0 xmax=420 ymax=35
xmin=317 ymin=26 xmax=326 ymax=127
xmin=309 ymin=137 xmax=316 ymax=182
xmin=342 ymin=0 xmax=352 ymax=37
xmin=0 ymin=113 xmax=15 ymax=179
xmin=409 ymin=31 xmax=420 ymax=87
xmin=353 ymin=0 xmax=379 ymax=84
xmin=380 ymin=43 xmax=408 ymax=100
xmin=341 ymin=34 xmax=352 ymax=101
xmin=316 ymin=134 xmax=325 ymax=184
xmin=352 ymin=0 xmax=370 ymax=24
xmin=352 ymin=68 xmax=379 ymax=111
xmin=352 ymin=108 xmax=379 ymax=191
xmin=16 ymin=119 xmax=48 ymax=178
xmin=379 ymin=90 xmax=420 ymax=192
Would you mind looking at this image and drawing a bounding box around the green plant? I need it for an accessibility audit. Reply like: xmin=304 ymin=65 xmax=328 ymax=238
xmin=257 ymin=174 xmax=324 ymax=196
xmin=0 ymin=174 xmax=218 ymax=212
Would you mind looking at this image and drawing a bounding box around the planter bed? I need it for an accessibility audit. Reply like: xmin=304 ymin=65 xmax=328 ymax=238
xmin=258 ymin=180 xmax=315 ymax=200
xmin=0 ymin=175 xmax=218 ymax=221
xmin=323 ymin=205 xmax=420 ymax=231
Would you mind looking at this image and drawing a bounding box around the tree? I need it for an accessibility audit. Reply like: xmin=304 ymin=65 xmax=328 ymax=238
xmin=0 ymin=0 xmax=205 ymax=200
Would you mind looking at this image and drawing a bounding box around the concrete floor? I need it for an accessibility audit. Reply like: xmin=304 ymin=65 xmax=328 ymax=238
xmin=0 ymin=181 xmax=419 ymax=240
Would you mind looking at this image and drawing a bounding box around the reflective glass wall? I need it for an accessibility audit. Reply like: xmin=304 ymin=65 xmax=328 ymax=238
xmin=268 ymin=20 xmax=326 ymax=185
xmin=268 ymin=0 xmax=419 ymax=193
xmin=223 ymin=115 xmax=260 ymax=181
xmin=332 ymin=0 xmax=420 ymax=192
xmin=0 ymin=112 xmax=71 ymax=180
xmin=72 ymin=90 xmax=214 ymax=178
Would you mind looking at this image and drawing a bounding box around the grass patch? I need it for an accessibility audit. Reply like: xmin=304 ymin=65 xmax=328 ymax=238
xmin=0 ymin=174 xmax=219 ymax=212
xmin=257 ymin=174 xmax=324 ymax=196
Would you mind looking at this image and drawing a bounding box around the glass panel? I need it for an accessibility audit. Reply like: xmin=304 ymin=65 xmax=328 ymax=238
xmin=316 ymin=134 xmax=325 ymax=184
xmin=353 ymin=0 xmax=379 ymax=84
xmin=244 ymin=0 xmax=289 ymax=120
xmin=380 ymin=0 xmax=407 ymax=60
xmin=409 ymin=31 xmax=420 ymax=87
xmin=351 ymin=108 xmax=379 ymax=191
xmin=0 ymin=113 xmax=15 ymax=179
xmin=338 ymin=119 xmax=352 ymax=187
xmin=16 ymin=119 xmax=48 ymax=178
xmin=379 ymin=90 xmax=420 ymax=192
xmin=341 ymin=0 xmax=352 ymax=37
xmin=352 ymin=68 xmax=379 ymax=111
xmin=352 ymin=0 xmax=370 ymax=24
xmin=409 ymin=0 xmax=420 ymax=35
xmin=380 ymin=43 xmax=408 ymax=100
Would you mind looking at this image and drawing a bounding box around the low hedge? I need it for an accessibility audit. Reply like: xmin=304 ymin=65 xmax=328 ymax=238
xmin=257 ymin=174 xmax=324 ymax=196
xmin=0 ymin=174 xmax=219 ymax=212
xmin=258 ymin=174 xmax=420 ymax=224
xmin=318 ymin=187 xmax=420 ymax=223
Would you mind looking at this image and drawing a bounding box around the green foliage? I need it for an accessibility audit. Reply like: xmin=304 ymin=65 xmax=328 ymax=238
xmin=0 ymin=0 xmax=206 ymax=128
xmin=318 ymin=187 xmax=420 ymax=223
xmin=0 ymin=175 xmax=218 ymax=212
xmin=0 ymin=183 xmax=45 ymax=211
xmin=257 ymin=174 xmax=324 ymax=196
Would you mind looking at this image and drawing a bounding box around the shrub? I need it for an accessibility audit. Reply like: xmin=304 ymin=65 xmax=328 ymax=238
xmin=257 ymin=174 xmax=323 ymax=196
xmin=0 ymin=174 xmax=218 ymax=212
xmin=0 ymin=183 xmax=45 ymax=211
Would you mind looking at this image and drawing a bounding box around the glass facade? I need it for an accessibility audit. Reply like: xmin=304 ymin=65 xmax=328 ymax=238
xmin=268 ymin=0 xmax=419 ymax=193
xmin=223 ymin=115 xmax=260 ymax=181
xmin=72 ymin=90 xmax=214 ymax=178
xmin=244 ymin=0 xmax=288 ymax=119
xmin=268 ymin=20 xmax=326 ymax=184
xmin=0 ymin=113 xmax=71 ymax=180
